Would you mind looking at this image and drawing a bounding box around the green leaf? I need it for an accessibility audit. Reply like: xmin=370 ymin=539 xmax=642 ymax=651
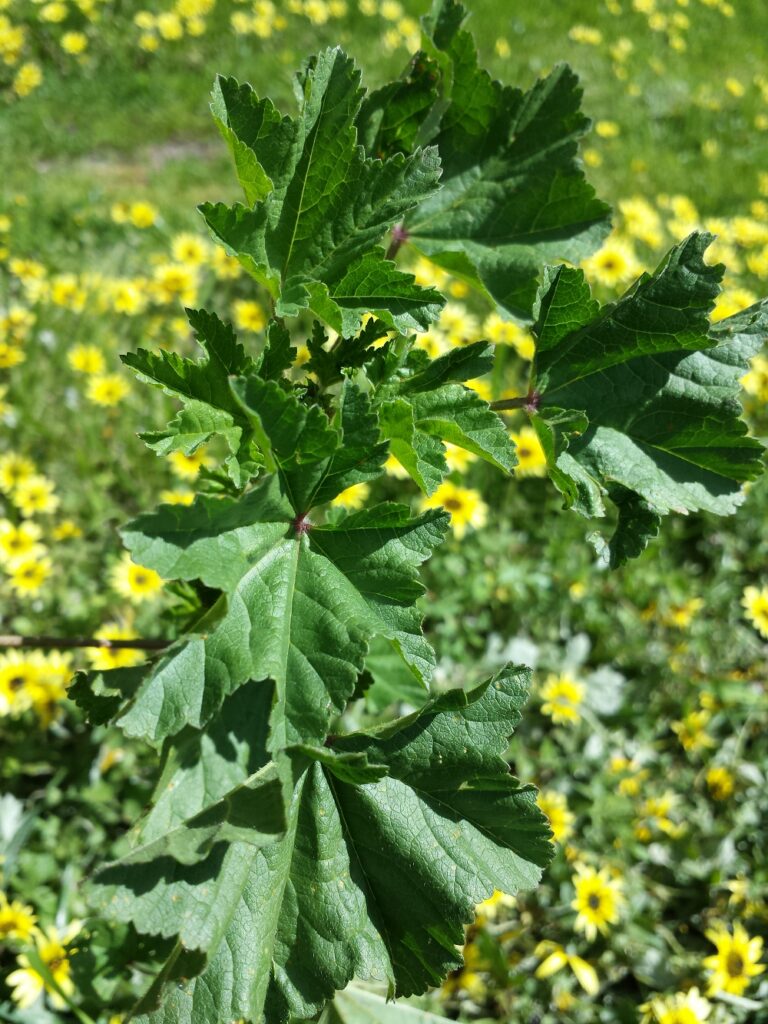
xmin=328 ymin=987 xmax=457 ymax=1024
xmin=357 ymin=52 xmax=441 ymax=159
xmin=405 ymin=1 xmax=610 ymax=319
xmin=305 ymin=318 xmax=389 ymax=390
xmin=68 ymin=666 xmax=147 ymax=726
xmin=400 ymin=340 xmax=494 ymax=393
xmin=114 ymin=479 xmax=448 ymax=747
xmin=604 ymin=485 xmax=662 ymax=569
xmin=92 ymin=667 xmax=551 ymax=1024
xmin=108 ymin=762 xmax=285 ymax=867
xmin=258 ymin=318 xmax=296 ymax=380
xmin=230 ymin=374 xmax=338 ymax=475
xmin=533 ymin=235 xmax=765 ymax=527
xmin=363 ymin=635 xmax=430 ymax=713
xmin=320 ymin=251 xmax=446 ymax=336
xmin=201 ymin=51 xmax=445 ymax=334
xmin=379 ymin=397 xmax=447 ymax=494
xmin=281 ymin=382 xmax=390 ymax=511
xmin=139 ymin=402 xmax=241 ymax=458
xmin=123 ymin=309 xmax=257 ymax=486
xmin=380 ymin=382 xmax=517 ymax=494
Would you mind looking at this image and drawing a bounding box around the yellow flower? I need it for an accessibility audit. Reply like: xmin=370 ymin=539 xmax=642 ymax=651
xmin=640 ymin=987 xmax=711 ymax=1024
xmin=110 ymin=278 xmax=148 ymax=316
xmin=410 ymin=256 xmax=448 ymax=291
xmin=13 ymin=63 xmax=43 ymax=98
xmin=67 ymin=343 xmax=106 ymax=374
xmin=86 ymin=624 xmax=146 ymax=671
xmin=571 ymin=864 xmax=624 ymax=941
xmin=8 ymin=555 xmax=52 ymax=596
xmin=1 ymin=306 xmax=35 ymax=343
xmin=24 ymin=651 xmax=72 ymax=727
xmin=171 ymin=232 xmax=208 ymax=266
xmin=233 ymin=299 xmax=267 ymax=333
xmin=383 ymin=454 xmax=410 ymax=480
xmin=568 ymin=24 xmax=603 ymax=45
xmin=86 ymin=373 xmax=130 ymax=406
xmin=475 ymin=888 xmax=515 ymax=924
xmin=0 ymin=519 xmax=46 ymax=566
xmin=635 ymin=792 xmax=684 ymax=841
xmin=540 ymin=672 xmax=585 ymax=725
xmin=11 ymin=475 xmax=59 ymax=517
xmin=7 ymin=922 xmax=81 ymax=1010
xmin=712 ymin=288 xmax=757 ymax=322
xmin=0 ymin=342 xmax=25 ymax=368
xmin=52 ymin=519 xmax=82 ymax=541
xmin=414 ymin=328 xmax=450 ymax=358
xmin=153 ymin=262 xmax=197 ymax=305
xmin=8 ymin=259 xmax=45 ymax=284
xmin=420 ymin=480 xmax=488 ymax=539
xmin=582 ymin=237 xmax=639 ymax=288
xmin=595 ymin=120 xmax=620 ymax=138
xmin=41 ymin=1 xmax=67 ymax=20
xmin=159 ymin=488 xmax=195 ymax=505
xmin=741 ymin=585 xmax=768 ymax=638
xmin=129 ymin=201 xmax=158 ymax=229
xmin=439 ymin=302 xmax=479 ymax=345
xmin=0 ymin=893 xmax=36 ymax=942
xmin=511 ymin=426 xmax=547 ymax=478
xmin=0 ymin=454 xmax=36 ymax=493
xmin=703 ymin=921 xmax=765 ymax=996
xmin=332 ymin=482 xmax=370 ymax=511
xmin=671 ymin=709 xmax=715 ymax=753
xmin=109 ymin=553 xmax=164 ymax=603
xmin=706 ymin=765 xmax=735 ymax=800
xmin=50 ymin=274 xmax=87 ymax=312
xmin=211 ymin=247 xmax=242 ymax=280
xmin=0 ymin=652 xmax=38 ymax=716
xmin=138 ymin=31 xmax=159 ymax=51
xmin=482 ymin=312 xmax=525 ymax=346
xmin=60 ymin=30 xmax=88 ymax=54
xmin=444 ymin=443 xmax=476 ymax=474
xmin=725 ymin=77 xmax=745 ymax=98
xmin=537 ymin=790 xmax=575 ymax=844
xmin=167 ymin=447 xmax=213 ymax=480
xmin=535 ymin=940 xmax=599 ymax=995
xmin=663 ymin=597 xmax=704 ymax=628
xmin=618 ymin=196 xmax=663 ymax=248
xmin=465 ymin=377 xmax=492 ymax=402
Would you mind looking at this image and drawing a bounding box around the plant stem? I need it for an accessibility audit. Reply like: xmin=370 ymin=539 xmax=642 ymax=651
xmin=490 ymin=389 xmax=542 ymax=413
xmin=0 ymin=634 xmax=169 ymax=650
xmin=385 ymin=223 xmax=409 ymax=260
xmin=489 ymin=396 xmax=530 ymax=410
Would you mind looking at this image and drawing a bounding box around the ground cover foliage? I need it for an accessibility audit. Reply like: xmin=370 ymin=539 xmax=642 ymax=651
xmin=1 ymin=2 xmax=768 ymax=1024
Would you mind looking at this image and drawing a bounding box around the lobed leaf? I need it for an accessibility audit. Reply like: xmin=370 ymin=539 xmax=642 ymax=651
xmin=530 ymin=234 xmax=767 ymax=560
xmin=92 ymin=667 xmax=552 ymax=1024
xmin=202 ymin=51 xmax=445 ymax=335
xmin=114 ymin=478 xmax=448 ymax=748
xmin=403 ymin=0 xmax=611 ymax=319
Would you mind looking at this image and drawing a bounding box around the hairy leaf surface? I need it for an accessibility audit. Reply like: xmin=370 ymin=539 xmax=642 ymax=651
xmin=115 ymin=478 xmax=448 ymax=747
xmin=403 ymin=0 xmax=610 ymax=318
xmin=531 ymin=235 xmax=765 ymax=548
xmin=92 ymin=668 xmax=552 ymax=1024
xmin=202 ymin=51 xmax=445 ymax=334
xmin=123 ymin=309 xmax=258 ymax=485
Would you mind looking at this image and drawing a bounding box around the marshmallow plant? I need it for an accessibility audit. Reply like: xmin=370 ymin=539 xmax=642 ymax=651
xmin=74 ymin=2 xmax=765 ymax=1020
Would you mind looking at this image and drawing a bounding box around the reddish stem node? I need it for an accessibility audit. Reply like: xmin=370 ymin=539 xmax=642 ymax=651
xmin=293 ymin=513 xmax=313 ymax=536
